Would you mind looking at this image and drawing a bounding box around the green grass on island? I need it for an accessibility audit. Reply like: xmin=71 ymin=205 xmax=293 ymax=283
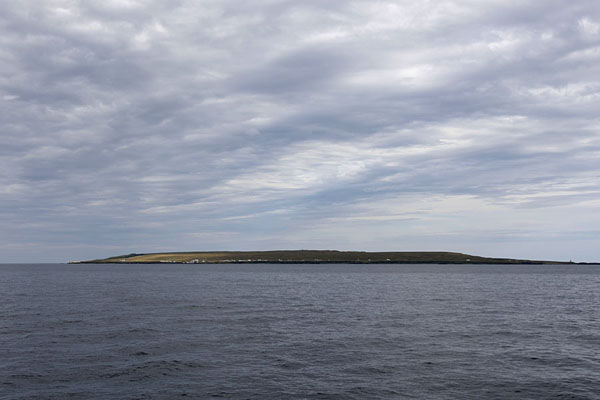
xmin=74 ymin=250 xmax=572 ymax=264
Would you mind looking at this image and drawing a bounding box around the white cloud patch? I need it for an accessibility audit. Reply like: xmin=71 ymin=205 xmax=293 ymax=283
xmin=579 ymin=17 xmax=600 ymax=36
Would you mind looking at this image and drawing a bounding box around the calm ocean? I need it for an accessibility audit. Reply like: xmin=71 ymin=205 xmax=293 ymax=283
xmin=2 ymin=263 xmax=599 ymax=399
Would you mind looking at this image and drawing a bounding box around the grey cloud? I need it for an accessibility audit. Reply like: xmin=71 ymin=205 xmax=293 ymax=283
xmin=230 ymin=46 xmax=353 ymax=94
xmin=1 ymin=1 xmax=600 ymax=262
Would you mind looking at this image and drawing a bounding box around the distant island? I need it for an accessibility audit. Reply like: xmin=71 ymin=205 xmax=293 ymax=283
xmin=71 ymin=250 xmax=586 ymax=264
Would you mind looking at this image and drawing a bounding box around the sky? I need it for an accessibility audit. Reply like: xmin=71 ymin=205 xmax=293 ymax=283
xmin=1 ymin=1 xmax=600 ymax=263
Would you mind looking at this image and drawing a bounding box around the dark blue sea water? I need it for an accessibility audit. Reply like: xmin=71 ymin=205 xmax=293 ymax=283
xmin=1 ymin=263 xmax=600 ymax=399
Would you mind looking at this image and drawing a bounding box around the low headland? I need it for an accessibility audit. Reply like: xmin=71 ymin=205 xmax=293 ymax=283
xmin=72 ymin=250 xmax=584 ymax=264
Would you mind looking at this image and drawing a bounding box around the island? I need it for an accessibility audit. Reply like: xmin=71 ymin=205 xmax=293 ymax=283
xmin=72 ymin=250 xmax=578 ymax=264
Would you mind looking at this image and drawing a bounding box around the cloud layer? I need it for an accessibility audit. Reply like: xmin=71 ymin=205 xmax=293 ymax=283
xmin=2 ymin=1 xmax=600 ymax=262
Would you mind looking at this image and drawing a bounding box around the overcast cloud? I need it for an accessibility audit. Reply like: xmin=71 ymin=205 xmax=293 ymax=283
xmin=2 ymin=0 xmax=600 ymax=262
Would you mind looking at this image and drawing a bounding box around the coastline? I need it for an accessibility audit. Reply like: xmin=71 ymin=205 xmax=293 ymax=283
xmin=71 ymin=250 xmax=589 ymax=265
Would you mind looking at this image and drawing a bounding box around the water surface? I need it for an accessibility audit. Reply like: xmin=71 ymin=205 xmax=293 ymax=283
xmin=1 ymin=263 xmax=599 ymax=399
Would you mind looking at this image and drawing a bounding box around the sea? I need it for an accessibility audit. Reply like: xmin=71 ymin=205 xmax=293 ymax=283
xmin=1 ymin=263 xmax=599 ymax=399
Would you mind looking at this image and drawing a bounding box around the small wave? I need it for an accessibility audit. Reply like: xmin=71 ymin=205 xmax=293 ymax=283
xmin=100 ymin=359 xmax=206 ymax=380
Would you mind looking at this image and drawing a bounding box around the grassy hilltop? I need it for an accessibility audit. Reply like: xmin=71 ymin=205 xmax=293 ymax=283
xmin=76 ymin=250 xmax=566 ymax=264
